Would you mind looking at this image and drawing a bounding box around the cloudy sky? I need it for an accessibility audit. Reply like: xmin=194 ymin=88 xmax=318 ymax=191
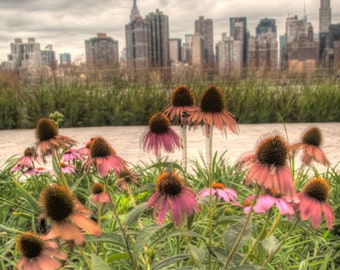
xmin=0 ymin=0 xmax=339 ymax=62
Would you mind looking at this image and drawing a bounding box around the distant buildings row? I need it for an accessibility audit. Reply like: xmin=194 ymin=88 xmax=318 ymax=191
xmin=1 ymin=0 xmax=340 ymax=78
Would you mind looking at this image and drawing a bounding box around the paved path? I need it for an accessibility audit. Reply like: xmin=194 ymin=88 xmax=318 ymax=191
xmin=0 ymin=123 xmax=339 ymax=172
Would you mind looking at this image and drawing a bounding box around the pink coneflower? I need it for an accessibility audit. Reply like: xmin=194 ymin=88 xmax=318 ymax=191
xmin=141 ymin=112 xmax=182 ymax=157
xmin=244 ymin=189 xmax=295 ymax=215
xmin=197 ymin=182 xmax=240 ymax=206
xmin=60 ymin=161 xmax=76 ymax=174
xmin=40 ymin=184 xmax=102 ymax=246
xmin=297 ymin=177 xmax=335 ymax=229
xmin=78 ymin=138 xmax=95 ymax=157
xmin=239 ymin=132 xmax=296 ymax=199
xmin=91 ymin=182 xmax=110 ymax=203
xmin=290 ymin=126 xmax=329 ymax=166
xmin=62 ymin=148 xmax=82 ymax=162
xmin=16 ymin=231 xmax=67 ymax=270
xmin=146 ymin=171 xmax=199 ymax=226
xmin=164 ymin=85 xmax=199 ymax=125
xmin=24 ymin=166 xmax=53 ymax=176
xmin=187 ymin=85 xmax=239 ymax=137
xmin=115 ymin=168 xmax=140 ymax=191
xmin=11 ymin=147 xmax=41 ymax=172
xmin=83 ymin=136 xmax=127 ymax=177
xmin=35 ymin=117 xmax=76 ymax=158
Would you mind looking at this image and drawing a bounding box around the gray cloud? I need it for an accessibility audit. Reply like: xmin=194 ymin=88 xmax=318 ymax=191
xmin=1 ymin=0 xmax=339 ymax=62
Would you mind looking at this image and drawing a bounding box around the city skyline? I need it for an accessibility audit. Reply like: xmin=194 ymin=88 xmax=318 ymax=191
xmin=1 ymin=0 xmax=339 ymax=62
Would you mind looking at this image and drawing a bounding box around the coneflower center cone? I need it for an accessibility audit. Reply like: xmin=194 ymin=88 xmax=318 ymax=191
xmin=303 ymin=177 xmax=329 ymax=202
xmin=156 ymin=172 xmax=184 ymax=196
xmin=211 ymin=182 xmax=226 ymax=189
xmin=171 ymin=86 xmax=195 ymax=107
xmin=23 ymin=147 xmax=36 ymax=157
xmin=91 ymin=183 xmax=105 ymax=194
xmin=90 ymin=137 xmax=115 ymax=157
xmin=36 ymin=118 xmax=58 ymax=141
xmin=149 ymin=113 xmax=170 ymax=134
xmin=200 ymin=85 xmax=225 ymax=113
xmin=302 ymin=127 xmax=322 ymax=146
xmin=40 ymin=185 xmax=74 ymax=222
xmin=17 ymin=232 xmax=43 ymax=259
xmin=256 ymin=135 xmax=288 ymax=167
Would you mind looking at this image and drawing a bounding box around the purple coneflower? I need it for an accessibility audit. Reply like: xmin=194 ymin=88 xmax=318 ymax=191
xmin=146 ymin=171 xmax=199 ymax=226
xmin=40 ymin=184 xmax=102 ymax=246
xmin=83 ymin=136 xmax=127 ymax=177
xmin=16 ymin=231 xmax=67 ymax=270
xmin=62 ymin=148 xmax=82 ymax=162
xmin=197 ymin=182 xmax=240 ymax=205
xmin=297 ymin=177 xmax=334 ymax=229
xmin=35 ymin=117 xmax=76 ymax=158
xmin=60 ymin=161 xmax=76 ymax=174
xmin=187 ymin=85 xmax=239 ymax=137
xmin=115 ymin=168 xmax=140 ymax=191
xmin=78 ymin=138 xmax=95 ymax=157
xmin=141 ymin=112 xmax=182 ymax=157
xmin=290 ymin=126 xmax=329 ymax=166
xmin=11 ymin=147 xmax=41 ymax=173
xmin=91 ymin=182 xmax=110 ymax=203
xmin=164 ymin=85 xmax=199 ymax=125
xmin=24 ymin=166 xmax=53 ymax=176
xmin=239 ymin=132 xmax=296 ymax=199
xmin=244 ymin=189 xmax=295 ymax=215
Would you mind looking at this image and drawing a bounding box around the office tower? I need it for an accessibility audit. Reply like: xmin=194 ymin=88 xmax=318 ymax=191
xmin=59 ymin=53 xmax=71 ymax=65
xmin=329 ymin=24 xmax=340 ymax=68
xmin=279 ymin=35 xmax=286 ymax=68
xmin=216 ymin=33 xmax=242 ymax=76
xmin=230 ymin=17 xmax=248 ymax=68
xmin=145 ymin=9 xmax=170 ymax=69
xmin=319 ymin=0 xmax=331 ymax=33
xmin=192 ymin=33 xmax=204 ymax=67
xmin=285 ymin=16 xmax=319 ymax=73
xmin=169 ymin=38 xmax=182 ymax=64
xmin=195 ymin=16 xmax=214 ymax=69
xmin=256 ymin=18 xmax=277 ymax=38
xmin=85 ymin=33 xmax=119 ymax=71
xmin=6 ymin=37 xmax=42 ymax=71
xmin=130 ymin=0 xmax=141 ymax=22
xmin=41 ymin=44 xmax=57 ymax=69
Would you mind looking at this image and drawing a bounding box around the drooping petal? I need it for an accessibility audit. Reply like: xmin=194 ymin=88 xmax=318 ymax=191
xmin=322 ymin=202 xmax=335 ymax=229
xmin=70 ymin=212 xmax=102 ymax=237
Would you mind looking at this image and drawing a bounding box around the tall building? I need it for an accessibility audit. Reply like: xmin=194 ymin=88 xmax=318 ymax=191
xmin=182 ymin=34 xmax=193 ymax=64
xmin=285 ymin=16 xmax=319 ymax=73
xmin=85 ymin=33 xmax=119 ymax=71
xmin=145 ymin=9 xmax=170 ymax=69
xmin=59 ymin=53 xmax=71 ymax=65
xmin=192 ymin=33 xmax=205 ymax=67
xmin=195 ymin=16 xmax=214 ymax=69
xmin=256 ymin=18 xmax=277 ymax=38
xmin=230 ymin=17 xmax=248 ymax=68
xmin=41 ymin=44 xmax=56 ymax=69
xmin=329 ymin=24 xmax=340 ymax=68
xmin=125 ymin=1 xmax=170 ymax=72
xmin=319 ymin=0 xmax=331 ymax=33
xmin=169 ymin=38 xmax=182 ymax=64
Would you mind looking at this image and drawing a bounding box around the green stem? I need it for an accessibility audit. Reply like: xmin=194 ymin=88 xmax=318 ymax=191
xmin=240 ymin=208 xmax=272 ymax=265
xmin=180 ymin=125 xmax=188 ymax=173
xmin=222 ymin=188 xmax=261 ymax=269
xmin=104 ymin=179 xmax=138 ymax=270
xmin=79 ymin=246 xmax=94 ymax=270
xmin=262 ymin=217 xmax=300 ymax=267
xmin=266 ymin=213 xmax=282 ymax=238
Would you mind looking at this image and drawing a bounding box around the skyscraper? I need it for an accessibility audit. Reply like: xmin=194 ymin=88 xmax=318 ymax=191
xmin=319 ymin=0 xmax=331 ymax=33
xmin=230 ymin=17 xmax=248 ymax=68
xmin=256 ymin=18 xmax=277 ymax=38
xmin=85 ymin=33 xmax=119 ymax=71
xmin=41 ymin=44 xmax=56 ymax=69
xmin=195 ymin=16 xmax=214 ymax=69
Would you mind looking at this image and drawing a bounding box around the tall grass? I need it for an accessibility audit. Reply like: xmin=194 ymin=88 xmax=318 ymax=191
xmin=0 ymin=71 xmax=339 ymax=129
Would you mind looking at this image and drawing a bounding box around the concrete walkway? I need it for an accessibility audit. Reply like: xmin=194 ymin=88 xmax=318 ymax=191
xmin=1 ymin=123 xmax=339 ymax=171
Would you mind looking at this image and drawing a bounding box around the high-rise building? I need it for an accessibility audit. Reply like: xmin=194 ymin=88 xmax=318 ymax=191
xmin=195 ymin=16 xmax=214 ymax=69
xmin=169 ymin=38 xmax=182 ymax=64
xmin=230 ymin=17 xmax=248 ymax=68
xmin=145 ymin=9 xmax=170 ymax=69
xmin=59 ymin=53 xmax=71 ymax=65
xmin=41 ymin=44 xmax=56 ymax=69
xmin=329 ymin=24 xmax=340 ymax=68
xmin=192 ymin=33 xmax=205 ymax=67
xmin=256 ymin=18 xmax=277 ymax=38
xmin=319 ymin=0 xmax=331 ymax=33
xmin=85 ymin=33 xmax=119 ymax=71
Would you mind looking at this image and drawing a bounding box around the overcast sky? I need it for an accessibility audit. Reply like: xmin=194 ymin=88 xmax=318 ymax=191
xmin=0 ymin=0 xmax=339 ymax=62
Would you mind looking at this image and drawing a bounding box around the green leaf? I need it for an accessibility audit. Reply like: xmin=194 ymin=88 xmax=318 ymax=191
xmin=91 ymin=254 xmax=111 ymax=270
xmin=107 ymin=252 xmax=130 ymax=262
xmin=188 ymin=244 xmax=206 ymax=265
xmin=134 ymin=223 xmax=170 ymax=255
xmin=85 ymin=232 xmax=125 ymax=248
xmin=11 ymin=177 xmax=40 ymax=213
xmin=152 ymin=254 xmax=191 ymax=270
xmin=230 ymin=266 xmax=256 ymax=270
xmin=123 ymin=202 xmax=146 ymax=227
xmin=223 ymin=219 xmax=251 ymax=253
xmin=261 ymin=236 xmax=279 ymax=254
